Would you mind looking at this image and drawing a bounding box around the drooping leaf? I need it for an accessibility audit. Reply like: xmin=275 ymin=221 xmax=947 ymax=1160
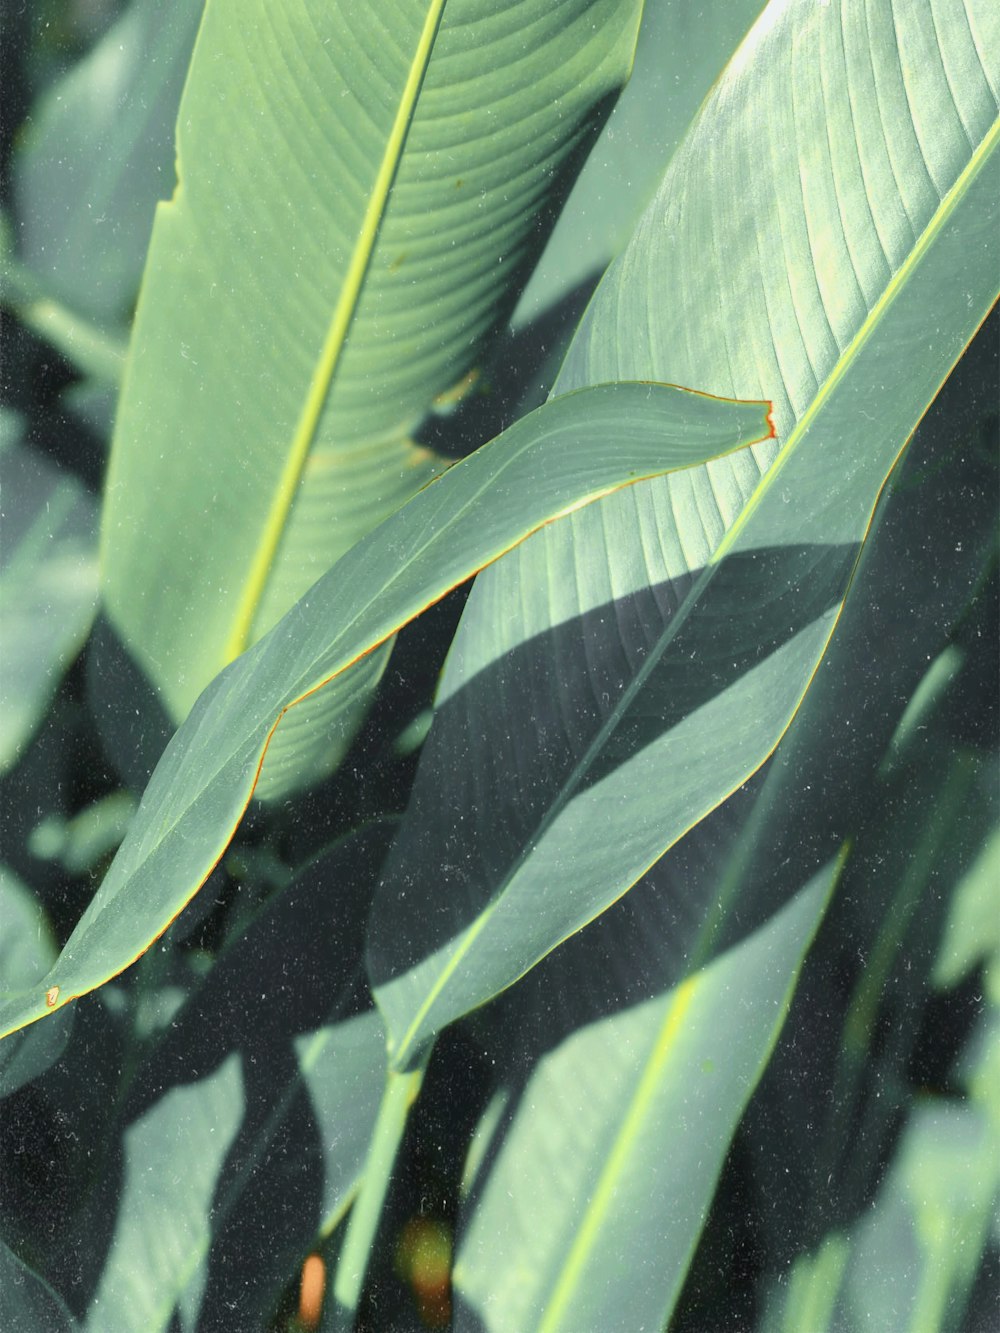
xmin=0 ymin=425 xmax=98 ymax=773
xmin=453 ymin=858 xmax=840 ymax=1333
xmin=0 ymin=380 xmax=771 ymax=1040
xmin=368 ymin=0 xmax=1000 ymax=1070
xmin=102 ymin=0 xmax=645 ymax=794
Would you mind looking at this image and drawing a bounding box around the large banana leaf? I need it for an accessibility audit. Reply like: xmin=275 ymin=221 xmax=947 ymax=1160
xmin=367 ymin=0 xmax=1000 ymax=1069
xmin=102 ymin=0 xmax=644 ymax=793
xmin=453 ymin=859 xmax=839 ymax=1333
xmin=0 ymin=382 xmax=770 ymax=1041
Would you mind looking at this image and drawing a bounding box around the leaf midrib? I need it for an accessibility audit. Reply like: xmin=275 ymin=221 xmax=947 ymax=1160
xmin=222 ymin=0 xmax=449 ymax=662
xmin=389 ymin=109 xmax=1000 ymax=1067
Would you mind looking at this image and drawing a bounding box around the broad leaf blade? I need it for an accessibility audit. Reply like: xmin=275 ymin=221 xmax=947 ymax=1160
xmin=0 ymin=381 xmax=770 ymax=1040
xmin=368 ymin=0 xmax=1000 ymax=1069
xmin=102 ymin=0 xmax=644 ymax=742
xmin=453 ymin=859 xmax=839 ymax=1333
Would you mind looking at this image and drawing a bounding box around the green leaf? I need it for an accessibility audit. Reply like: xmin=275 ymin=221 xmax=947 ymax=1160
xmin=101 ymin=0 xmax=645 ymax=792
xmin=0 ymin=380 xmax=770 ymax=1040
xmin=453 ymin=858 xmax=840 ymax=1333
xmin=0 ymin=431 xmax=98 ymax=773
xmin=514 ymin=0 xmax=762 ymax=324
xmin=12 ymin=0 xmax=203 ymax=327
xmin=933 ymin=823 xmax=1000 ymax=991
xmin=368 ymin=0 xmax=1000 ymax=1070
xmin=762 ymin=1102 xmax=1000 ymax=1333
xmin=124 ymin=826 xmax=388 ymax=1329
xmin=0 ymin=867 xmax=73 ymax=1097
xmin=28 ymin=791 xmax=136 ymax=877
xmin=83 ymin=1054 xmax=245 ymax=1333
xmin=0 ymin=1238 xmax=78 ymax=1333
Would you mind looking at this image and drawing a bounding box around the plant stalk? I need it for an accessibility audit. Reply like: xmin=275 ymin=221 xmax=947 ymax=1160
xmin=329 ymin=1056 xmax=428 ymax=1328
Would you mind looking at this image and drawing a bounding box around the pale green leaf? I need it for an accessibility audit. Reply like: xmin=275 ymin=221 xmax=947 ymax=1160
xmin=763 ymin=1103 xmax=1000 ymax=1333
xmin=102 ymin=0 xmax=645 ymax=794
xmin=514 ymin=0 xmax=763 ymax=324
xmin=83 ymin=1055 xmax=245 ymax=1333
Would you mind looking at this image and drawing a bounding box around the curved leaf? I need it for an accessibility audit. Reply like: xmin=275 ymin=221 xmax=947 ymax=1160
xmin=368 ymin=0 xmax=1000 ymax=1069
xmin=102 ymin=0 xmax=644 ymax=780
xmin=0 ymin=381 xmax=771 ymax=1041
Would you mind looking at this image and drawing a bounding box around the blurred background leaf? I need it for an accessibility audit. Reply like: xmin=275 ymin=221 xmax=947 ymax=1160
xmin=0 ymin=411 xmax=98 ymax=773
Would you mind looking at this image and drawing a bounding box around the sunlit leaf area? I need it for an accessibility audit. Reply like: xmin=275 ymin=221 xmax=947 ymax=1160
xmin=1 ymin=1 xmax=997 ymax=1329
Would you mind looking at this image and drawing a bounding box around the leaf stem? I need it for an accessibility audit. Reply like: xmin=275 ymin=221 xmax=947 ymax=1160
xmin=330 ymin=1055 xmax=428 ymax=1327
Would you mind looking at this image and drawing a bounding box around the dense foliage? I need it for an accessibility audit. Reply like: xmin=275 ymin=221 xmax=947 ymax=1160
xmin=1 ymin=2 xmax=997 ymax=1330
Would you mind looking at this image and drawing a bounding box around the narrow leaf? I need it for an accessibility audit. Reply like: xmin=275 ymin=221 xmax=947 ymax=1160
xmin=0 ymin=381 xmax=770 ymax=1040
